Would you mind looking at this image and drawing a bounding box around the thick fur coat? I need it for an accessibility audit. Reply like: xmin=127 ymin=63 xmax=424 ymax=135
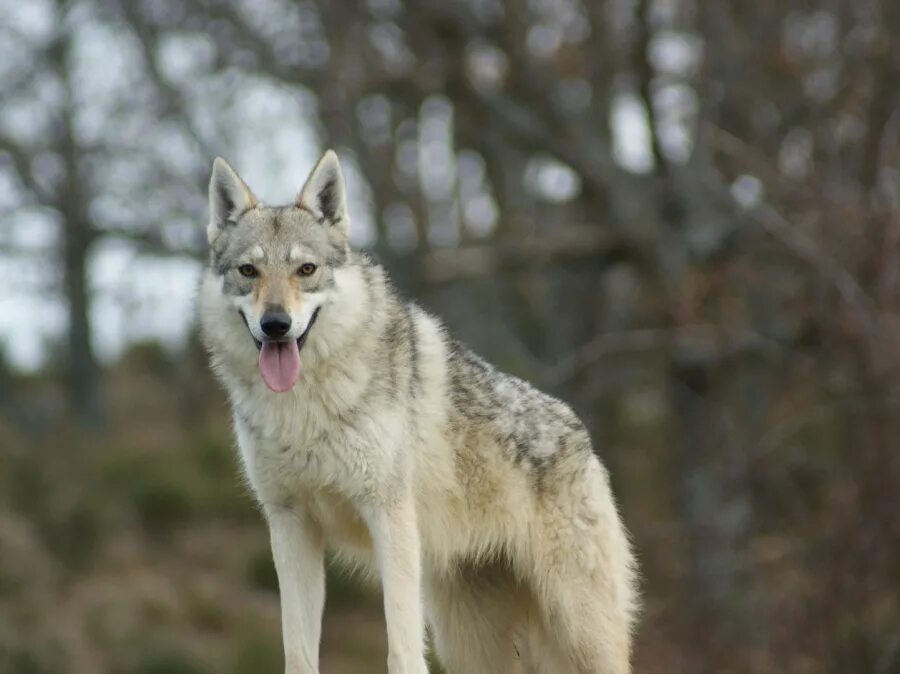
xmin=198 ymin=151 xmax=638 ymax=674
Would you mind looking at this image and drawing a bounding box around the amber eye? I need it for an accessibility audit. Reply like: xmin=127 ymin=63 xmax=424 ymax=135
xmin=238 ymin=264 xmax=258 ymax=278
xmin=298 ymin=263 xmax=318 ymax=277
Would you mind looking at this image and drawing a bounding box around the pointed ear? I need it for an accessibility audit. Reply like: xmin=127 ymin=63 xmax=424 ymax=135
xmin=208 ymin=157 xmax=258 ymax=245
xmin=297 ymin=150 xmax=348 ymax=233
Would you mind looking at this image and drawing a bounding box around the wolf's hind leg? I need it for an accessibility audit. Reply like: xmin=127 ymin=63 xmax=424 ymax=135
xmin=425 ymin=565 xmax=527 ymax=674
xmin=533 ymin=575 xmax=633 ymax=674
xmin=529 ymin=456 xmax=638 ymax=674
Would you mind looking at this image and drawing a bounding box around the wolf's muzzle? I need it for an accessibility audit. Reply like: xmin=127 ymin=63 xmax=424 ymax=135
xmin=261 ymin=311 xmax=291 ymax=338
xmin=296 ymin=307 xmax=321 ymax=351
xmin=237 ymin=307 xmax=321 ymax=352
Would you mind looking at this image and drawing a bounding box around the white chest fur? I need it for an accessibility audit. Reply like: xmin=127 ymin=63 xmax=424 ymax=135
xmin=230 ymin=375 xmax=408 ymax=515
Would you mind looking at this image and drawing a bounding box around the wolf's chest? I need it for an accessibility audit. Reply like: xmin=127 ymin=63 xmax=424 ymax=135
xmin=232 ymin=388 xmax=406 ymax=506
xmin=236 ymin=420 xmax=379 ymax=561
xmin=238 ymin=420 xmax=361 ymax=495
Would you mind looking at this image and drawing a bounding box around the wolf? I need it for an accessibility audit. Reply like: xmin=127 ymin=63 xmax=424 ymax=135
xmin=198 ymin=150 xmax=638 ymax=674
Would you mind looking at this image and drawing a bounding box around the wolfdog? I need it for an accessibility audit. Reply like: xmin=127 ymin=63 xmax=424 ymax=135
xmin=198 ymin=151 xmax=638 ymax=673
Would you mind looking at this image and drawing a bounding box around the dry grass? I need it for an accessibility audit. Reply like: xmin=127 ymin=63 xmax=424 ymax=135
xmin=0 ymin=354 xmax=391 ymax=674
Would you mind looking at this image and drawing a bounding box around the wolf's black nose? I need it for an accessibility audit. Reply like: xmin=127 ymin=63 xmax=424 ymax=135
xmin=260 ymin=312 xmax=291 ymax=338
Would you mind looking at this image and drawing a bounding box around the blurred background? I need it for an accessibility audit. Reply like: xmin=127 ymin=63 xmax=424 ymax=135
xmin=1 ymin=0 xmax=899 ymax=672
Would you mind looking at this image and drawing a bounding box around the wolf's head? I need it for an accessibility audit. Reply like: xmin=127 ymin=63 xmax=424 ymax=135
xmin=204 ymin=150 xmax=349 ymax=393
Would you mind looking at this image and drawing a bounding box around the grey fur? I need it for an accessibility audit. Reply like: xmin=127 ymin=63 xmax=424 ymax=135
xmin=211 ymin=206 xmax=348 ymax=298
xmin=198 ymin=151 xmax=638 ymax=674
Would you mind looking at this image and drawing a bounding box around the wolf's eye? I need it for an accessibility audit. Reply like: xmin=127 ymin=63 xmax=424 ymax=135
xmin=238 ymin=264 xmax=258 ymax=278
xmin=298 ymin=263 xmax=318 ymax=277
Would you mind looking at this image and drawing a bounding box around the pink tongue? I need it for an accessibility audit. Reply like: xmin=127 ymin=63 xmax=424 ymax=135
xmin=258 ymin=340 xmax=301 ymax=392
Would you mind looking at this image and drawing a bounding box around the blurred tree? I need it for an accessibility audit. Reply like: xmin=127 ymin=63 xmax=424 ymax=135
xmin=0 ymin=0 xmax=103 ymax=423
xmin=0 ymin=0 xmax=214 ymax=424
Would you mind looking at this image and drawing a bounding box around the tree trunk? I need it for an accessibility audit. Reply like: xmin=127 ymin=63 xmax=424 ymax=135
xmin=51 ymin=13 xmax=103 ymax=426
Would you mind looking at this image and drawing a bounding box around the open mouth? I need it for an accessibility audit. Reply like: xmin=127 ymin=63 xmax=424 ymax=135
xmin=238 ymin=308 xmax=321 ymax=393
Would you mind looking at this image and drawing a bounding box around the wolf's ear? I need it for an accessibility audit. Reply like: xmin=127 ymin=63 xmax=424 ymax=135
xmin=208 ymin=157 xmax=258 ymax=245
xmin=297 ymin=150 xmax=348 ymax=234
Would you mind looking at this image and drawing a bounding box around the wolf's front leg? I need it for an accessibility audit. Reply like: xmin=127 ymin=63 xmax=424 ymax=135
xmin=265 ymin=504 xmax=326 ymax=674
xmin=365 ymin=496 xmax=430 ymax=674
